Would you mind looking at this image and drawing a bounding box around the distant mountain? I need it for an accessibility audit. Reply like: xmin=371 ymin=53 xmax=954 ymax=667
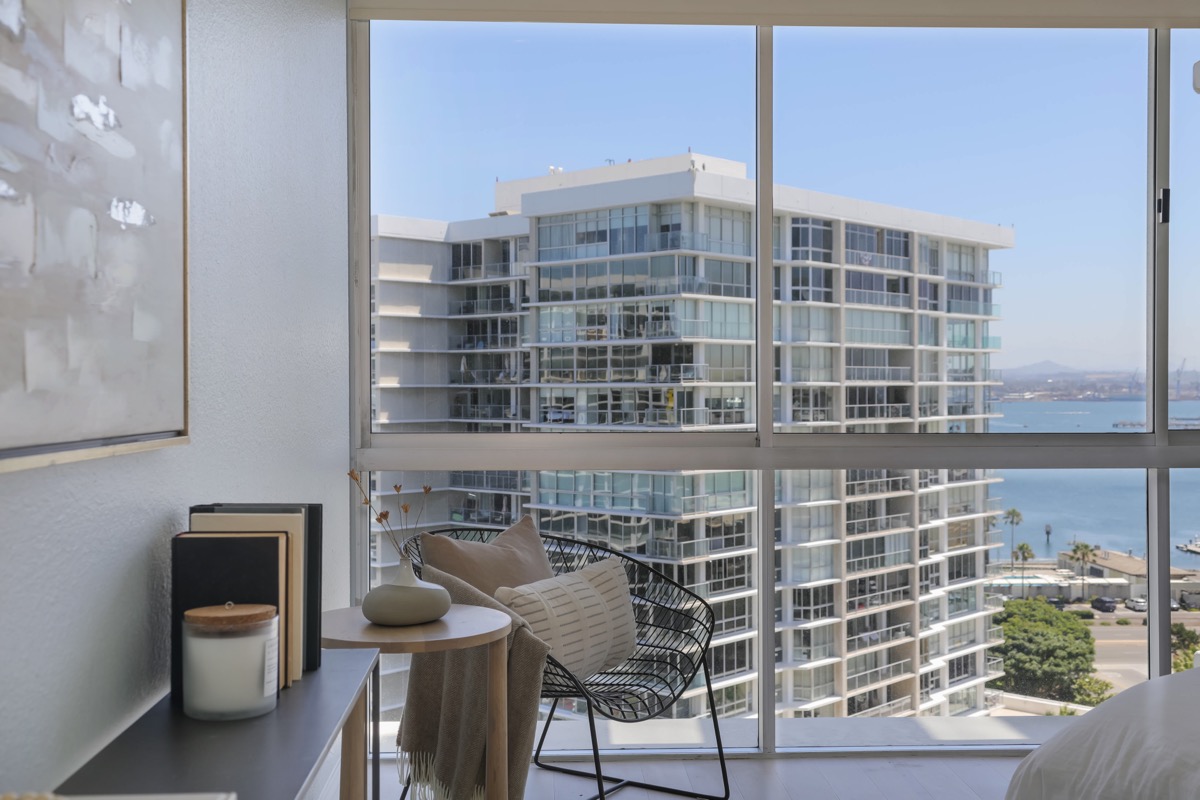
xmin=1003 ymin=360 xmax=1086 ymax=378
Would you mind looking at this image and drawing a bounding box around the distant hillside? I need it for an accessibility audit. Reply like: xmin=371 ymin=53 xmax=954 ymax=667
xmin=1003 ymin=360 xmax=1085 ymax=378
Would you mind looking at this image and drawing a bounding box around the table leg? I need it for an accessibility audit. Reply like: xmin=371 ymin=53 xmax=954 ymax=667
xmin=341 ymin=678 xmax=368 ymax=800
xmin=372 ymin=659 xmax=381 ymax=800
xmin=485 ymin=638 xmax=508 ymax=800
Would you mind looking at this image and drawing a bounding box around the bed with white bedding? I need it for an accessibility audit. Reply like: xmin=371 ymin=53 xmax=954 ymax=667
xmin=1006 ymin=667 xmax=1200 ymax=800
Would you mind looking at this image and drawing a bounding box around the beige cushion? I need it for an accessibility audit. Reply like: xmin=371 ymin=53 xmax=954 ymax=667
xmin=420 ymin=515 xmax=554 ymax=598
xmin=495 ymin=557 xmax=637 ymax=678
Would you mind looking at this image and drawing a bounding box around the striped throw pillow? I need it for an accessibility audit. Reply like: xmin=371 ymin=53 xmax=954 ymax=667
xmin=495 ymin=557 xmax=636 ymax=678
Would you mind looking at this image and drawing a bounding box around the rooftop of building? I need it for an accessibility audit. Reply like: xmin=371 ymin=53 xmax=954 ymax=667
xmin=375 ymin=152 xmax=1016 ymax=248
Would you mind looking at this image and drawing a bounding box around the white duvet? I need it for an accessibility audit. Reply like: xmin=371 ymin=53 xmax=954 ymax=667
xmin=1006 ymin=667 xmax=1200 ymax=800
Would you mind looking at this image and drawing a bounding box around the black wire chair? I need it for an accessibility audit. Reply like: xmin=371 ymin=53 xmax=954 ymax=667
xmin=404 ymin=527 xmax=730 ymax=800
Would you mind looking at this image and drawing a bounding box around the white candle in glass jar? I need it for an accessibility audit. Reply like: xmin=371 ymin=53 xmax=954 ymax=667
xmin=183 ymin=603 xmax=279 ymax=720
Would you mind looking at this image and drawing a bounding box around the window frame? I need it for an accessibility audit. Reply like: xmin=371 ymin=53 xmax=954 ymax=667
xmin=349 ymin=16 xmax=1185 ymax=752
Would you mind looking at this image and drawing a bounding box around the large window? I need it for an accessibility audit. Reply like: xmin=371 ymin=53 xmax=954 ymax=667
xmin=355 ymin=15 xmax=1191 ymax=753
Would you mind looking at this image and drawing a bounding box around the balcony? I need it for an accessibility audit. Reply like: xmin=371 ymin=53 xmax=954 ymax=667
xmin=845 ymin=366 xmax=913 ymax=382
xmin=847 ymin=585 xmax=913 ymax=614
xmin=845 ymin=475 xmax=911 ymax=497
xmin=448 ymin=506 xmax=516 ymax=526
xmin=450 ymin=403 xmax=516 ymax=420
xmin=849 ymin=695 xmax=913 ymax=718
xmin=946 ymin=269 xmax=1003 ymax=286
xmin=645 ymin=318 xmax=709 ymax=339
xmin=792 ymin=367 xmax=835 ymax=382
xmin=451 ymin=333 xmax=521 ymax=350
xmin=845 ymin=289 xmax=912 ymax=308
xmin=846 ymin=550 xmax=913 ymax=575
xmin=644 ymin=364 xmax=710 ymax=383
xmin=845 ymin=403 xmax=912 ymax=420
xmin=794 ymin=643 xmax=837 ymax=663
xmin=794 ymin=680 xmax=837 ymax=703
xmin=987 ymin=655 xmax=1005 ymax=679
xmin=449 ymin=471 xmax=526 ymax=492
xmin=985 ymin=594 xmax=1007 ymax=610
xmin=450 ymin=367 xmax=525 ymax=386
xmin=647 ymin=230 xmax=708 ymax=252
xmin=451 ymin=262 xmax=512 ymax=281
xmin=847 ymin=659 xmax=913 ymax=692
xmin=450 ymin=297 xmax=516 ymax=315
xmin=846 ymin=622 xmax=912 ymax=653
xmin=945 ymin=300 xmax=1000 ymax=316
xmin=790 ymin=407 xmax=834 ymax=423
xmin=946 ymin=628 xmax=979 ymax=651
xmin=845 ymin=250 xmax=911 ymax=272
xmin=846 ymin=513 xmax=912 ymax=537
xmin=987 ymin=625 xmax=1004 ymax=643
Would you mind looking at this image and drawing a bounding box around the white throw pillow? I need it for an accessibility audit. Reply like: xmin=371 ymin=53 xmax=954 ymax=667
xmin=495 ymin=557 xmax=637 ymax=678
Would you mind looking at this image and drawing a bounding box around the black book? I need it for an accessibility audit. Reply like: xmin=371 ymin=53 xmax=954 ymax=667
xmin=190 ymin=503 xmax=323 ymax=672
xmin=170 ymin=533 xmax=288 ymax=708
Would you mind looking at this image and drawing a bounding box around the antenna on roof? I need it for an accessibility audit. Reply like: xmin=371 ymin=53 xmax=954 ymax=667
xmin=605 ymin=158 xmax=615 ymax=166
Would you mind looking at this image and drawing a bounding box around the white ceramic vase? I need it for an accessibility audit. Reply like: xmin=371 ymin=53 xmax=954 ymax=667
xmin=361 ymin=556 xmax=451 ymax=626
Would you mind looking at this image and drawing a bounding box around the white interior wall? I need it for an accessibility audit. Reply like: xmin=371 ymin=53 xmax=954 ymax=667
xmin=0 ymin=0 xmax=349 ymax=789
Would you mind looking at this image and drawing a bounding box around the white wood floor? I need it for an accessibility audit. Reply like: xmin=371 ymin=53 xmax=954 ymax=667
xmin=380 ymin=755 xmax=1024 ymax=799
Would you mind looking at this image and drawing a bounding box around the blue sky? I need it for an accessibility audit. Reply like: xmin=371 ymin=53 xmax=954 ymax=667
xmin=371 ymin=23 xmax=1200 ymax=372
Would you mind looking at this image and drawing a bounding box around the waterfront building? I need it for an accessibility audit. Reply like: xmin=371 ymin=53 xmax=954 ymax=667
xmin=371 ymin=154 xmax=1013 ymax=720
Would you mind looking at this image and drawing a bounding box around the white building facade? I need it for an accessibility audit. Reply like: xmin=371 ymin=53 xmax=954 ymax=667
xmin=371 ymin=154 xmax=1014 ymax=721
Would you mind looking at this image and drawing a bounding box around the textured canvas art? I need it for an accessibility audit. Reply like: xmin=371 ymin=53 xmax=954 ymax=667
xmin=0 ymin=0 xmax=185 ymax=459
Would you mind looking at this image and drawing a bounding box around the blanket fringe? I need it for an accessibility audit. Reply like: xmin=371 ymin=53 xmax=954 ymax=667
xmin=400 ymin=748 xmax=485 ymax=800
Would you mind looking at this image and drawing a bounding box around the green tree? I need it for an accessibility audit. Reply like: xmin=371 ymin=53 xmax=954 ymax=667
xmin=1014 ymin=542 xmax=1035 ymax=598
xmin=1069 ymin=541 xmax=1100 ymax=600
xmin=1072 ymin=674 xmax=1113 ymax=706
xmin=1003 ymin=508 xmax=1023 ymax=570
xmin=989 ymin=597 xmax=1096 ymax=703
xmin=1171 ymin=622 xmax=1200 ymax=672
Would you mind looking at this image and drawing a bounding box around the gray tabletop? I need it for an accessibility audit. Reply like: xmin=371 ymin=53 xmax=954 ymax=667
xmin=58 ymin=648 xmax=378 ymax=800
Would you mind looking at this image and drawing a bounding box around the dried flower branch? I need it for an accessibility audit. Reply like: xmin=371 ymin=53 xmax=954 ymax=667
xmin=347 ymin=470 xmax=430 ymax=559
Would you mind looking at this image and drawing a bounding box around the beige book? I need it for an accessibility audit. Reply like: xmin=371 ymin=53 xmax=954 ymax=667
xmin=189 ymin=512 xmax=305 ymax=685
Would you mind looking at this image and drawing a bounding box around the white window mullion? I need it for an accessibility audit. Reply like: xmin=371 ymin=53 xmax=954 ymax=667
xmin=1148 ymin=28 xmax=1172 ymax=679
xmin=755 ymin=23 xmax=777 ymax=754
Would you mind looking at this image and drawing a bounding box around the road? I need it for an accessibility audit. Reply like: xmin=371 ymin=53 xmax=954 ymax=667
xmin=1077 ymin=606 xmax=1200 ymax=693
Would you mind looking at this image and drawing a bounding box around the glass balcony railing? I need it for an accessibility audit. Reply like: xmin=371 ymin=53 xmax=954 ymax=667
xmin=647 ymin=231 xmax=708 ymax=252
xmin=846 ymin=550 xmax=913 ymax=575
xmin=846 ymin=622 xmax=912 ymax=653
xmin=845 ymin=403 xmax=912 ymax=420
xmin=794 ymin=680 xmax=837 ymax=702
xmin=845 ymin=475 xmax=911 ymax=496
xmin=451 ymin=333 xmax=522 ymax=350
xmin=846 ymin=512 xmax=912 ymax=536
xmin=844 ymin=366 xmax=913 ymax=382
xmin=850 ymin=695 xmax=913 ymax=718
xmin=844 ymin=250 xmax=912 ymax=272
xmin=847 ymin=585 xmax=913 ymax=613
xmin=793 ymin=643 xmax=837 ymax=663
xmin=846 ymin=658 xmax=913 ymax=692
xmin=790 ymin=407 xmax=834 ymax=423
xmin=987 ymin=656 xmax=1005 ymax=678
xmin=449 ymin=367 xmax=526 ymax=385
xmin=450 ymin=297 xmax=517 ymax=315
xmin=945 ymin=300 xmax=1000 ymax=316
xmin=844 ymin=289 xmax=912 ymax=308
xmin=451 ymin=261 xmax=513 ymax=281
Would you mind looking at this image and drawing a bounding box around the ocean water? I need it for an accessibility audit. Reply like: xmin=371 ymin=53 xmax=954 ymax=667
xmin=991 ymin=400 xmax=1200 ymax=564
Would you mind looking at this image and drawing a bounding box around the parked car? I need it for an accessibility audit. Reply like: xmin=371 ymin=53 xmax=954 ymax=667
xmin=1091 ymin=596 xmax=1118 ymax=612
xmin=1125 ymin=597 xmax=1148 ymax=612
xmin=1169 ymin=597 xmax=1181 ymax=611
xmin=1048 ymin=596 xmax=1068 ymax=610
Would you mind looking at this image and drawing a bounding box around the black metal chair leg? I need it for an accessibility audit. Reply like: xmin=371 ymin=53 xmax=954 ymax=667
xmin=530 ymin=673 xmax=731 ymax=800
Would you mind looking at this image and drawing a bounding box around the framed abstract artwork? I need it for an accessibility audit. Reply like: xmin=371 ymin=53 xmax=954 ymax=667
xmin=0 ymin=0 xmax=188 ymax=471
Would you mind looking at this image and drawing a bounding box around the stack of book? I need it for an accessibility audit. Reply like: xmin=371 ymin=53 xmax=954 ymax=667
xmin=170 ymin=503 xmax=322 ymax=705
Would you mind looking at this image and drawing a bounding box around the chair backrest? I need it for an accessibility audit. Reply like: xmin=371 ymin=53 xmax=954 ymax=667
xmin=403 ymin=526 xmax=716 ymax=721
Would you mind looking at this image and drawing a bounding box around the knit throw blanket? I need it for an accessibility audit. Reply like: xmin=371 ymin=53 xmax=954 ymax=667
xmin=400 ymin=565 xmax=551 ymax=800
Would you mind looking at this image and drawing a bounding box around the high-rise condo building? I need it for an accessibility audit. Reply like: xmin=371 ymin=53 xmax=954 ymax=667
xmin=371 ymin=153 xmax=1014 ymax=721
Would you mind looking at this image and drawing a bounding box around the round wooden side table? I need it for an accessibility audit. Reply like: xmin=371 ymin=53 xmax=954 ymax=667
xmin=322 ymin=604 xmax=513 ymax=800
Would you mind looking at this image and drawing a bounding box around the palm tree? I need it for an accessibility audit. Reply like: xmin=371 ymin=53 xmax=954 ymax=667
xmin=1014 ymin=542 xmax=1035 ymax=598
xmin=1003 ymin=508 xmax=1023 ymax=570
xmin=1069 ymin=541 xmax=1100 ymax=601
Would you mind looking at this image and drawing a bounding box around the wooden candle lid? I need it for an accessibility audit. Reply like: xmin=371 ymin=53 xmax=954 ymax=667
xmin=184 ymin=602 xmax=277 ymax=626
